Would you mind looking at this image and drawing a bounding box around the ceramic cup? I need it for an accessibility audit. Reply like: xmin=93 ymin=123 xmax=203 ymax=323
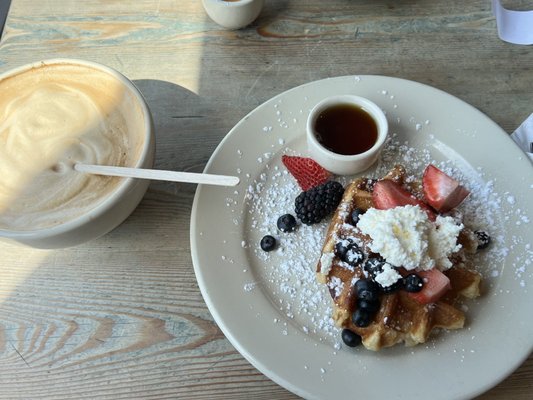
xmin=306 ymin=95 xmax=388 ymax=175
xmin=202 ymin=0 xmax=264 ymax=30
xmin=0 ymin=59 xmax=155 ymax=248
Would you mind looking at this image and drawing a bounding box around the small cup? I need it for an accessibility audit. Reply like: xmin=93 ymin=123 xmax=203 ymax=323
xmin=202 ymin=0 xmax=264 ymax=30
xmin=306 ymin=95 xmax=388 ymax=175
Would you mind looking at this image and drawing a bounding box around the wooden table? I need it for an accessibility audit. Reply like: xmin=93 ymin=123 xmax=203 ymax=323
xmin=0 ymin=1 xmax=531 ymax=398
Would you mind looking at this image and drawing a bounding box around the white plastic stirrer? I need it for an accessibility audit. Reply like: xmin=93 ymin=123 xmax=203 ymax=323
xmin=74 ymin=163 xmax=240 ymax=187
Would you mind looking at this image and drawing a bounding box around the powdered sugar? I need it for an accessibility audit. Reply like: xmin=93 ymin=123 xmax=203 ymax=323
xmin=211 ymin=79 xmax=532 ymax=360
xmin=246 ymin=168 xmax=340 ymax=343
xmin=231 ymin=121 xmax=532 ymax=352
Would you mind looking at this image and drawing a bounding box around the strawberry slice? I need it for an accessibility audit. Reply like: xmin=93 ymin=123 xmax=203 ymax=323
xmin=281 ymin=155 xmax=331 ymax=191
xmin=372 ymin=179 xmax=436 ymax=220
xmin=422 ymin=165 xmax=470 ymax=213
xmin=408 ymin=268 xmax=451 ymax=304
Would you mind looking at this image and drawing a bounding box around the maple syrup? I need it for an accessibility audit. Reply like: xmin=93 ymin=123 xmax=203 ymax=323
xmin=314 ymin=103 xmax=378 ymax=155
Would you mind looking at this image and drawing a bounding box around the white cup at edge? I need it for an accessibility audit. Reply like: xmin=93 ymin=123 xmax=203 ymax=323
xmin=306 ymin=95 xmax=389 ymax=176
xmin=202 ymin=0 xmax=264 ymax=30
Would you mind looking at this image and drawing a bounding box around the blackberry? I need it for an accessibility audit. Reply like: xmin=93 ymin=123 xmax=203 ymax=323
xmin=294 ymin=181 xmax=344 ymax=225
xmin=277 ymin=214 xmax=297 ymax=232
xmin=474 ymin=230 xmax=491 ymax=250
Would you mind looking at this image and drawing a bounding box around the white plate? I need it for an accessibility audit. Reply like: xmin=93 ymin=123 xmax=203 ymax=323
xmin=190 ymin=76 xmax=533 ymax=400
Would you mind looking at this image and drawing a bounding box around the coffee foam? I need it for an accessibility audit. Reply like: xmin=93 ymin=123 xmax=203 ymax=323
xmin=0 ymin=62 xmax=146 ymax=231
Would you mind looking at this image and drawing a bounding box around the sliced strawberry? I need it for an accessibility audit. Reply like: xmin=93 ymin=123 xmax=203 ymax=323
xmin=422 ymin=164 xmax=470 ymax=213
xmin=372 ymin=179 xmax=436 ymax=220
xmin=281 ymin=155 xmax=331 ymax=191
xmin=409 ymin=268 xmax=451 ymax=305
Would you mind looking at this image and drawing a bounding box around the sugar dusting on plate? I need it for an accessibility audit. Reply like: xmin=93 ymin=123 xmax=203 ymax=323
xmin=218 ymin=84 xmax=532 ymax=358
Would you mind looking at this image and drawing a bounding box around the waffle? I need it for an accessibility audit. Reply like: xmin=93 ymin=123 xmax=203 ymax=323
xmin=316 ymin=165 xmax=482 ymax=351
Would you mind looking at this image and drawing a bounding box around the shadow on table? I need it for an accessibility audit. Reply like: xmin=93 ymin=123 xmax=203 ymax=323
xmin=133 ymin=79 xmax=225 ymax=176
xmin=123 ymin=78 xmax=237 ymax=237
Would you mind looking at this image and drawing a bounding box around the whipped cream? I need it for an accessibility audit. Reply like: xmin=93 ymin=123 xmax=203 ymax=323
xmin=357 ymin=205 xmax=463 ymax=271
xmin=374 ymin=262 xmax=402 ymax=287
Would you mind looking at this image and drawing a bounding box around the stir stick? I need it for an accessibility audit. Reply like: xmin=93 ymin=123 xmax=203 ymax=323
xmin=74 ymin=163 xmax=240 ymax=187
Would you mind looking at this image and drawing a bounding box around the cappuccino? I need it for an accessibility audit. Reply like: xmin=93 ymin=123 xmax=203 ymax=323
xmin=0 ymin=61 xmax=147 ymax=231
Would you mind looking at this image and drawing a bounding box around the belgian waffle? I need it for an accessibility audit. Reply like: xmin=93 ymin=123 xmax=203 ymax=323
xmin=316 ymin=165 xmax=482 ymax=351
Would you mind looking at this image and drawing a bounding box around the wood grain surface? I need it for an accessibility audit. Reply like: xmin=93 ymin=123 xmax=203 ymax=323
xmin=0 ymin=0 xmax=532 ymax=399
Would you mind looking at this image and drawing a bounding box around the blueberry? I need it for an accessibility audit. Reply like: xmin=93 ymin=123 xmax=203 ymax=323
xmin=358 ymin=288 xmax=379 ymax=303
xmin=363 ymin=256 xmax=385 ymax=279
xmin=355 ymin=278 xmax=379 ymax=293
xmin=355 ymin=279 xmax=380 ymax=302
xmin=344 ymin=245 xmax=364 ymax=266
xmin=349 ymin=208 xmax=365 ymax=226
xmin=334 ymin=238 xmax=355 ymax=260
xmin=403 ymin=273 xmax=424 ymax=293
xmin=341 ymin=329 xmax=362 ymax=347
xmin=260 ymin=235 xmax=276 ymax=252
xmin=352 ymin=308 xmax=373 ymax=327
xmin=474 ymin=230 xmax=491 ymax=250
xmin=335 ymin=239 xmax=363 ymax=265
xmin=277 ymin=213 xmax=297 ymax=233
xmin=363 ymin=178 xmax=377 ymax=191
xmin=379 ymin=278 xmax=404 ymax=294
xmin=357 ymin=298 xmax=380 ymax=314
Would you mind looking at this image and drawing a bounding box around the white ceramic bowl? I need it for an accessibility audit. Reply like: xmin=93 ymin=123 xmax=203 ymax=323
xmin=202 ymin=0 xmax=264 ymax=30
xmin=0 ymin=59 xmax=155 ymax=249
xmin=307 ymin=94 xmax=388 ymax=175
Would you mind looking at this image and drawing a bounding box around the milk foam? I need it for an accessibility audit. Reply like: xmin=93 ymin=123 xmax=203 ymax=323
xmin=0 ymin=62 xmax=145 ymax=231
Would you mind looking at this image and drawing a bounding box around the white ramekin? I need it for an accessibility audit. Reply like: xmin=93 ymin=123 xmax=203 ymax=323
xmin=306 ymin=95 xmax=388 ymax=175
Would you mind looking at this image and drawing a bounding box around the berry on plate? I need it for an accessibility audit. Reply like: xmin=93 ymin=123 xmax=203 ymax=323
xmin=260 ymin=235 xmax=277 ymax=252
xmin=294 ymin=180 xmax=344 ymax=225
xmin=355 ymin=279 xmax=380 ymax=302
xmin=282 ymin=155 xmax=331 ymax=191
xmin=403 ymin=273 xmax=424 ymax=293
xmin=277 ymin=213 xmax=297 ymax=232
xmin=349 ymin=208 xmax=365 ymax=226
xmin=474 ymin=230 xmax=491 ymax=250
xmin=341 ymin=329 xmax=362 ymax=347
xmin=352 ymin=308 xmax=373 ymax=327
xmin=372 ymin=179 xmax=435 ymax=220
xmin=422 ymin=164 xmax=470 ymax=213
xmin=408 ymin=268 xmax=451 ymax=304
xmin=334 ymin=238 xmax=356 ymax=260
